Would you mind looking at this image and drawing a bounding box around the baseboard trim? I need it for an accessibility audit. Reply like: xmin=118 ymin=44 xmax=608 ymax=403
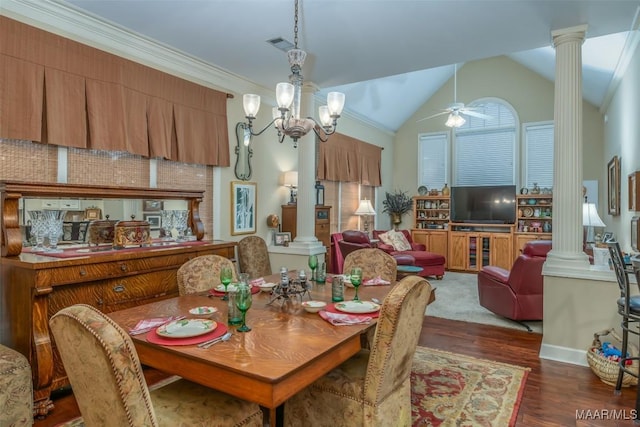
xmin=539 ymin=343 xmax=589 ymax=367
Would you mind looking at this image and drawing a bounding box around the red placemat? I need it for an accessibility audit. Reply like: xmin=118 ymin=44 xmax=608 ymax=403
xmin=326 ymin=303 xmax=380 ymax=318
xmin=146 ymin=323 xmax=228 ymax=346
xmin=208 ymin=286 xmax=260 ymax=297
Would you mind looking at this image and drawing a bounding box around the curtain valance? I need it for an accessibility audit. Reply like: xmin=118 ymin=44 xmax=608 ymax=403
xmin=0 ymin=17 xmax=229 ymax=166
xmin=317 ymin=133 xmax=382 ymax=186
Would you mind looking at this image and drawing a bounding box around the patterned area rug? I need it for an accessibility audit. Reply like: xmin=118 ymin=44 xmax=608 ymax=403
xmin=411 ymin=346 xmax=530 ymax=426
xmin=57 ymin=347 xmax=529 ymax=427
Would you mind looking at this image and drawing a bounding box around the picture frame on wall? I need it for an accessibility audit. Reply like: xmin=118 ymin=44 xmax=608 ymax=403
xmin=231 ymin=181 xmax=257 ymax=235
xmin=608 ymin=156 xmax=620 ymax=216
xmin=143 ymin=200 xmax=163 ymax=212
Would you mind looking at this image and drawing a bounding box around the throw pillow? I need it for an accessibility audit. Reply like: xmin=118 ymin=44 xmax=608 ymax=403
xmin=387 ymin=230 xmax=412 ymax=251
xmin=377 ymin=231 xmax=393 ymax=246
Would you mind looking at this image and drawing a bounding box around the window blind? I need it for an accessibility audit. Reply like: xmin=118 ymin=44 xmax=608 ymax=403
xmin=524 ymin=123 xmax=554 ymax=188
xmin=418 ymin=133 xmax=448 ymax=190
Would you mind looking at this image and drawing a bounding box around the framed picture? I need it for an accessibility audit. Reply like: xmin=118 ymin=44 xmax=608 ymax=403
xmin=608 ymin=156 xmax=620 ymax=216
xmin=84 ymin=207 xmax=101 ymax=220
xmin=274 ymin=232 xmax=291 ymax=246
xmin=143 ymin=200 xmax=163 ymax=212
xmin=231 ymin=181 xmax=256 ymax=235
xmin=602 ymin=231 xmax=614 ymax=243
xmin=144 ymin=214 xmax=162 ymax=230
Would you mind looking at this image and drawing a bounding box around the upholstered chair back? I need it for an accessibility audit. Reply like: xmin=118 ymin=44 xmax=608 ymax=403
xmin=50 ymin=304 xmax=158 ymax=426
xmin=343 ymin=248 xmax=397 ymax=284
xmin=0 ymin=344 xmax=33 ymax=427
xmin=177 ymin=255 xmax=237 ymax=296
xmin=237 ymin=236 xmax=272 ymax=279
xmin=365 ymin=275 xmax=432 ymax=406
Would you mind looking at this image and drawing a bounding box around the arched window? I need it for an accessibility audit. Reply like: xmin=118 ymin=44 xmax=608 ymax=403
xmin=452 ymin=99 xmax=518 ymax=186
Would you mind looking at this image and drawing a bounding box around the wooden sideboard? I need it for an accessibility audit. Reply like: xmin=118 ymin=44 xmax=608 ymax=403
xmin=0 ymin=181 xmax=236 ymax=416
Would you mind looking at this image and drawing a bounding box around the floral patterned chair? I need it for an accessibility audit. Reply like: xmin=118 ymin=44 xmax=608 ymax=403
xmin=343 ymin=248 xmax=398 ymax=284
xmin=237 ymin=236 xmax=273 ymax=279
xmin=50 ymin=304 xmax=263 ymax=427
xmin=177 ymin=255 xmax=237 ymax=295
xmin=0 ymin=344 xmax=33 ymax=427
xmin=283 ymin=275 xmax=433 ymax=427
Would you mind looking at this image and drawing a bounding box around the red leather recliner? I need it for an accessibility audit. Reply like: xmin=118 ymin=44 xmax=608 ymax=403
xmin=477 ymin=240 xmax=552 ymax=324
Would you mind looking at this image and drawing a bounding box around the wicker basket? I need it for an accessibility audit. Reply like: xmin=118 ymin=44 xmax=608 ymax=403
xmin=587 ymin=328 xmax=638 ymax=387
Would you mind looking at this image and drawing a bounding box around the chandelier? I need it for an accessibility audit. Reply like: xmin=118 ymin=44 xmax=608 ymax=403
xmin=242 ymin=0 xmax=345 ymax=148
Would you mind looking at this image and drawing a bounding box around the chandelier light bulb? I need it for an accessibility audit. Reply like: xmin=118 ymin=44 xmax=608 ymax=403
xmin=276 ymin=82 xmax=295 ymax=109
xmin=445 ymin=112 xmax=466 ymax=128
xmin=243 ymin=94 xmax=261 ymax=118
xmin=318 ymin=106 xmax=331 ymax=127
xmin=327 ymin=92 xmax=345 ymax=116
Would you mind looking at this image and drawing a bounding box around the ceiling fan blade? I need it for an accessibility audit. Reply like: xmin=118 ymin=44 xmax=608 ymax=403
xmin=462 ymin=110 xmax=493 ymax=120
xmin=417 ymin=111 xmax=450 ymax=122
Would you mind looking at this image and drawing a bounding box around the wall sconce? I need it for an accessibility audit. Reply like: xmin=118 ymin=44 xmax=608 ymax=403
xmin=355 ymin=199 xmax=376 ymax=235
xmin=282 ymin=171 xmax=298 ymax=205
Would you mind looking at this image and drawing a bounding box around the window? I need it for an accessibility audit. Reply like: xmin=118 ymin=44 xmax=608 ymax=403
xmin=418 ymin=132 xmax=448 ymax=190
xmin=523 ymin=122 xmax=554 ymax=188
xmin=453 ymin=100 xmax=517 ymax=186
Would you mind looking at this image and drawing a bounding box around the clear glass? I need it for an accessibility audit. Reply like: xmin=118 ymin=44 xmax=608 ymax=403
xmin=28 ymin=210 xmax=47 ymax=252
xmin=160 ymin=210 xmax=174 ymax=241
xmin=327 ymin=91 xmax=345 ymax=116
xmin=243 ymin=94 xmax=261 ymax=118
xmin=219 ymin=265 xmax=233 ymax=301
xmin=173 ymin=210 xmax=189 ymax=241
xmin=308 ymin=255 xmax=318 ymax=281
xmin=350 ymin=266 xmax=363 ymax=301
xmin=43 ymin=210 xmax=66 ymax=253
xmin=235 ymin=282 xmax=253 ymax=332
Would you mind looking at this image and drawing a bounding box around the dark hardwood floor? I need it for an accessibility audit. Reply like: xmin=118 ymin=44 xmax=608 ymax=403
xmin=35 ymin=316 xmax=638 ymax=426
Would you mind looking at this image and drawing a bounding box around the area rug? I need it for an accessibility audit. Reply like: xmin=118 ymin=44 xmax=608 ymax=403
xmin=57 ymin=347 xmax=529 ymax=427
xmin=411 ymin=346 xmax=530 ymax=427
xmin=426 ymin=271 xmax=543 ymax=333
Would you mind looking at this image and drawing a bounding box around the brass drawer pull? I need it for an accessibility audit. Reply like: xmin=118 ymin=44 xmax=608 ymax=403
xmin=79 ymin=269 xmax=87 ymax=276
xmin=120 ymin=264 xmax=128 ymax=272
xmin=113 ymin=284 xmax=125 ymax=293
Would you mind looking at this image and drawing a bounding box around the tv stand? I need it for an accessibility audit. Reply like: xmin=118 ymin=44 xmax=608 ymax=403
xmin=448 ymin=223 xmax=515 ymax=271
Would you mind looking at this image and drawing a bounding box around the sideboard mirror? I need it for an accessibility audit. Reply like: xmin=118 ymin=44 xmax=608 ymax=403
xmin=234 ymin=122 xmax=253 ymax=181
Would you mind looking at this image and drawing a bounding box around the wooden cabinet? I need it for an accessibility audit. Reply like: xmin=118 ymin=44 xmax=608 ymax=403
xmin=411 ymin=229 xmax=448 ymax=267
xmin=0 ymin=181 xmax=236 ymax=416
xmin=281 ymin=205 xmax=332 ymax=270
xmin=515 ymin=194 xmax=552 ymax=260
xmin=413 ymin=195 xmax=450 ymax=230
xmin=448 ymin=225 xmax=513 ymax=272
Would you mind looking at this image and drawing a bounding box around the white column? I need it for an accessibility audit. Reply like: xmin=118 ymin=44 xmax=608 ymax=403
xmin=288 ymin=82 xmax=321 ymax=249
xmin=544 ymin=25 xmax=591 ymax=271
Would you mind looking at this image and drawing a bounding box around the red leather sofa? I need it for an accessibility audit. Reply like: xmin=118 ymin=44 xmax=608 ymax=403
xmin=477 ymin=240 xmax=552 ymax=324
xmin=331 ymin=230 xmax=415 ymax=274
xmin=372 ymin=229 xmax=446 ymax=279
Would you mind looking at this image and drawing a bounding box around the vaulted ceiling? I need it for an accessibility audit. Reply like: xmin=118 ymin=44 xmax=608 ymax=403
xmin=15 ymin=0 xmax=640 ymax=132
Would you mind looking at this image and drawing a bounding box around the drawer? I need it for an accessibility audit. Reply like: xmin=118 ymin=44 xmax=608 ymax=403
xmin=101 ymin=270 xmax=178 ymax=308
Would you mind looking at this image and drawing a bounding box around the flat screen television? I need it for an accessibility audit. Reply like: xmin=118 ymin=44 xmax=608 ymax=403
xmin=450 ymin=185 xmax=517 ymax=224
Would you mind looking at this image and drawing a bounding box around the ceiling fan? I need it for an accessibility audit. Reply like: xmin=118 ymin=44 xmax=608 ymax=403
xmin=417 ymin=64 xmax=492 ymax=128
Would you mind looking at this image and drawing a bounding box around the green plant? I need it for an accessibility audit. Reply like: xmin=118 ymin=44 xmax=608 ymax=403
xmin=382 ymin=190 xmax=413 ymax=215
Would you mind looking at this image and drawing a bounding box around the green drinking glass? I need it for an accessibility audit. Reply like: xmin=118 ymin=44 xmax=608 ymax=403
xmin=235 ymin=284 xmax=253 ymax=332
xmin=308 ymin=255 xmax=318 ymax=281
xmin=350 ymin=267 xmax=363 ymax=301
xmin=220 ymin=266 xmax=233 ymax=301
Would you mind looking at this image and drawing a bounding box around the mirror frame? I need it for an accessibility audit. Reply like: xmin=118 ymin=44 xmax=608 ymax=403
xmin=234 ymin=122 xmax=253 ymax=181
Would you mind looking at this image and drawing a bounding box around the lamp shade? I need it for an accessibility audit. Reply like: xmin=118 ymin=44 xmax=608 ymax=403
xmin=282 ymin=171 xmax=298 ymax=188
xmin=445 ymin=112 xmax=466 ymax=128
xmin=582 ymin=203 xmax=606 ymax=227
xmin=354 ymin=199 xmax=376 ymax=216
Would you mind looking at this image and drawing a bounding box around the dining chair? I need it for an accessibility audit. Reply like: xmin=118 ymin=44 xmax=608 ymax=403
xmin=0 ymin=344 xmax=33 ymax=427
xmin=237 ymin=235 xmax=273 ymax=279
xmin=50 ymin=304 xmax=263 ymax=427
xmin=607 ymin=242 xmax=640 ymax=400
xmin=283 ymin=275 xmax=433 ymax=426
xmin=343 ymin=248 xmax=397 ymax=284
xmin=177 ymin=254 xmax=237 ymax=295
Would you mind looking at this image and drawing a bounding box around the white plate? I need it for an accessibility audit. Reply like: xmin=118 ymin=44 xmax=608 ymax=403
xmin=156 ymin=319 xmax=217 ymax=338
xmin=188 ymin=306 xmax=218 ymax=315
xmin=259 ymin=282 xmax=277 ymax=292
xmin=215 ymin=284 xmax=239 ymax=293
xmin=334 ymin=300 xmax=380 ymax=314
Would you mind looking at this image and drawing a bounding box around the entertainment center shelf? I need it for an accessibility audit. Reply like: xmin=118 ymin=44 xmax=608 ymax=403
xmin=412 ymin=191 xmax=552 ymax=272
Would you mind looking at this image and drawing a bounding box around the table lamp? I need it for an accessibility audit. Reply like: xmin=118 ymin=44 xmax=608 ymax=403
xmin=355 ymin=199 xmax=376 ymax=235
xmin=282 ymin=171 xmax=298 ymax=204
xmin=583 ymin=202 xmax=606 ymax=249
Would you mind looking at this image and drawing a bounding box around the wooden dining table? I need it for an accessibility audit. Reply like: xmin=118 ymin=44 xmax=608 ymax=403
xmin=107 ymin=274 xmax=396 ymax=427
